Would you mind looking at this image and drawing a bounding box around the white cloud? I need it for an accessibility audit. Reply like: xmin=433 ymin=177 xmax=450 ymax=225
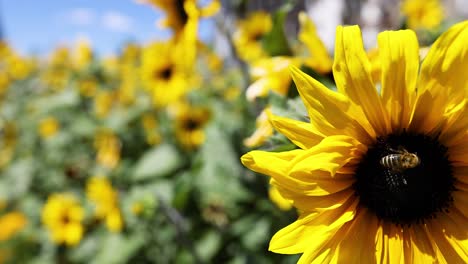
xmin=101 ymin=11 xmax=133 ymax=33
xmin=66 ymin=8 xmax=96 ymax=26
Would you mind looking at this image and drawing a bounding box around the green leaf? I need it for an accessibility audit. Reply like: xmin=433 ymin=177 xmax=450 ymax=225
xmin=261 ymin=7 xmax=293 ymax=57
xmin=132 ymin=144 xmax=182 ymax=181
xmin=89 ymin=233 xmax=145 ymax=264
xmin=195 ymin=231 xmax=222 ymax=262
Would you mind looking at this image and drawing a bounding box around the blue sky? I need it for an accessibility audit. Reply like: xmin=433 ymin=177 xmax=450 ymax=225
xmin=0 ymin=0 xmax=214 ymax=56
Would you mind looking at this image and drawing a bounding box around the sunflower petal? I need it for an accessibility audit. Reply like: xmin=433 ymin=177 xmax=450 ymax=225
xmin=375 ymin=222 xmax=404 ymax=263
xmin=419 ymin=20 xmax=468 ymax=106
xmin=268 ymin=111 xmax=323 ymax=149
xmin=407 ymin=225 xmax=439 ymax=263
xmin=241 ymin=149 xmax=302 ymax=179
xmin=433 ymin=210 xmax=468 ymax=261
xmin=334 ymin=208 xmax=380 ymax=263
xmin=378 ymin=30 xmax=419 ymax=131
xmin=290 ymin=66 xmax=375 ymax=144
xmin=269 ymin=197 xmax=358 ymax=254
xmin=270 ymin=135 xmax=364 ymax=196
xmin=427 ymin=218 xmax=467 ymax=263
xmin=333 ymin=25 xmax=390 ymax=136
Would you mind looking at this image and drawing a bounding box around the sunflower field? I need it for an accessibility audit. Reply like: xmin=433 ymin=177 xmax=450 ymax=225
xmin=0 ymin=0 xmax=467 ymax=263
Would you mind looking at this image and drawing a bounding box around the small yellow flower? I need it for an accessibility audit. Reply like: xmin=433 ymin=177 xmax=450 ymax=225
xmin=42 ymin=194 xmax=84 ymax=246
xmin=234 ymin=11 xmax=272 ymax=62
xmin=94 ymin=130 xmax=121 ymax=169
xmin=86 ymin=177 xmax=123 ymax=232
xmin=401 ymin=0 xmax=444 ymax=30
xmin=173 ymin=103 xmax=210 ymax=150
xmin=0 ymin=211 xmax=27 ymax=241
xmin=0 ymin=122 xmax=16 ymax=168
xmin=38 ymin=117 xmax=59 ymax=139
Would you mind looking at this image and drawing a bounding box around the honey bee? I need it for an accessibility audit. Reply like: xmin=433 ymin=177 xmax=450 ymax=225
xmin=380 ymin=148 xmax=420 ymax=173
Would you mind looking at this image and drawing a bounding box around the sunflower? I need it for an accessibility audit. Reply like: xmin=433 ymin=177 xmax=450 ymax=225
xmin=242 ymin=21 xmax=468 ymax=263
xmin=141 ymin=0 xmax=219 ymax=35
xmin=141 ymin=40 xmax=195 ymax=107
xmin=94 ymin=129 xmax=121 ymax=169
xmin=173 ymin=103 xmax=210 ymax=150
xmin=41 ymin=194 xmax=84 ymax=246
xmin=401 ymin=0 xmax=444 ymax=30
xmin=38 ymin=117 xmax=60 ymax=139
xmin=86 ymin=176 xmax=123 ymax=232
xmin=0 ymin=211 xmax=27 ymax=241
xmin=233 ymin=11 xmax=273 ymax=62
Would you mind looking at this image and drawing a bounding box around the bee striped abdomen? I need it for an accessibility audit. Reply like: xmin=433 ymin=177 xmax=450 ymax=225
xmin=380 ymin=154 xmax=403 ymax=171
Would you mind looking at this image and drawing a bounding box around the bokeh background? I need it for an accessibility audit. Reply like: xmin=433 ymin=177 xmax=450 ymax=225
xmin=0 ymin=0 xmax=467 ymax=263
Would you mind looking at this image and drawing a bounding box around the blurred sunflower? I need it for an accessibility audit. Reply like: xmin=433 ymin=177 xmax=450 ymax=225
xmin=86 ymin=177 xmax=123 ymax=232
xmin=243 ymin=108 xmax=274 ymax=148
xmin=233 ymin=11 xmax=272 ymax=62
xmin=38 ymin=117 xmax=59 ymax=139
xmin=173 ymin=103 xmax=210 ymax=150
xmin=0 ymin=211 xmax=27 ymax=241
xmin=141 ymin=0 xmax=219 ymax=35
xmin=42 ymin=194 xmax=84 ymax=246
xmin=141 ymin=113 xmax=162 ymax=146
xmin=401 ymin=0 xmax=444 ymax=30
xmin=141 ymin=40 xmax=195 ymax=108
xmin=94 ymin=90 xmax=115 ymax=118
xmin=94 ymin=130 xmax=121 ymax=169
xmin=74 ymin=39 xmax=94 ymax=70
xmin=0 ymin=121 xmax=16 ymax=168
xmin=242 ymin=21 xmax=468 ymax=263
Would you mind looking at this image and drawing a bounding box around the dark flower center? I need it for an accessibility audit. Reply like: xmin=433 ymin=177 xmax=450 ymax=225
xmin=175 ymin=0 xmax=189 ymax=26
xmin=353 ymin=132 xmax=455 ymax=225
xmin=184 ymin=118 xmax=200 ymax=131
xmin=156 ymin=67 xmax=173 ymax=80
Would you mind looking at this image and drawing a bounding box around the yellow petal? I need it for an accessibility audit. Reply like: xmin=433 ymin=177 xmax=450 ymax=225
xmin=375 ymin=222 xmax=404 ymax=263
xmin=274 ymin=181 xmax=355 ymax=212
xmin=65 ymin=223 xmax=83 ymax=246
xmin=378 ymin=30 xmax=419 ymax=132
xmin=429 ymin=211 xmax=468 ymax=262
xmin=290 ymin=66 xmax=374 ymax=144
xmin=298 ymin=12 xmax=333 ymax=74
xmin=454 ymin=166 xmax=468 ymax=185
xmin=333 ymin=25 xmax=390 ymax=136
xmin=439 ymin=100 xmax=468 ymax=146
xmin=269 ymin=197 xmax=358 ymax=254
xmin=241 ymin=149 xmax=303 ymax=179
xmin=272 ymin=135 xmax=364 ymax=196
xmin=405 ymin=225 xmax=439 ymax=263
xmin=199 ymin=0 xmax=220 ymax=17
xmin=419 ymin=20 xmax=468 ymax=107
xmin=334 ymin=208 xmax=380 ymax=263
xmin=449 ymin=139 xmax=468 ymax=167
xmin=427 ymin=218 xmax=467 ymax=263
xmin=408 ymin=82 xmax=448 ymax=135
xmin=268 ymin=112 xmax=323 ymax=149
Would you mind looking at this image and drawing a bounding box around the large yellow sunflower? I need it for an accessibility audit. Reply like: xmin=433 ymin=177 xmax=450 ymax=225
xmin=242 ymin=21 xmax=468 ymax=263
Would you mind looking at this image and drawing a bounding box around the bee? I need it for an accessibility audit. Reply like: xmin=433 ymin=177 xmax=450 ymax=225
xmin=380 ymin=147 xmax=420 ymax=173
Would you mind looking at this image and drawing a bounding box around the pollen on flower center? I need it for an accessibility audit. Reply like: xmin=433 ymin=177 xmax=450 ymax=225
xmin=353 ymin=132 xmax=455 ymax=225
